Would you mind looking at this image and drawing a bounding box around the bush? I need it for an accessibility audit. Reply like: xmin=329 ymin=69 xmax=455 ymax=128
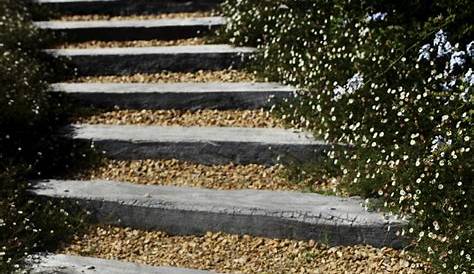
xmin=221 ymin=0 xmax=473 ymax=273
xmin=0 ymin=1 xmax=90 ymax=272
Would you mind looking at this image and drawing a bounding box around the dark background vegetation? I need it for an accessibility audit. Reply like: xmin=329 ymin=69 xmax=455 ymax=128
xmin=0 ymin=1 xmax=94 ymax=272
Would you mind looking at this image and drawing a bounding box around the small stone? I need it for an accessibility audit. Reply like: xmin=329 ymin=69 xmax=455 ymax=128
xmin=60 ymin=12 xmax=213 ymax=22
xmin=58 ymin=37 xmax=207 ymax=50
xmin=73 ymin=70 xmax=258 ymax=84
xmin=62 ymin=225 xmax=428 ymax=274
xmin=75 ymin=109 xmax=282 ymax=128
xmin=72 ymin=159 xmax=314 ymax=192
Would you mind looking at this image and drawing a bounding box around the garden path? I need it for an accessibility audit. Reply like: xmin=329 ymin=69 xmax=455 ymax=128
xmin=29 ymin=1 xmax=421 ymax=273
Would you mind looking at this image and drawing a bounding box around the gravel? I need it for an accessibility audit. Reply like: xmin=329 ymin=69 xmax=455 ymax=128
xmin=74 ymin=109 xmax=283 ymax=128
xmin=56 ymin=38 xmax=207 ymax=49
xmin=72 ymin=70 xmax=259 ymax=83
xmin=71 ymin=159 xmax=316 ymax=191
xmin=59 ymin=12 xmax=214 ymax=21
xmin=62 ymin=225 xmax=429 ymax=274
xmin=70 ymin=159 xmax=338 ymax=192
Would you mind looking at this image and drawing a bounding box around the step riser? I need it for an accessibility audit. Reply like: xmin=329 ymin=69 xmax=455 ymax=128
xmin=34 ymin=0 xmax=221 ymax=15
xmin=69 ymin=125 xmax=325 ymax=165
xmin=62 ymin=197 xmax=402 ymax=247
xmin=56 ymin=91 xmax=290 ymax=110
xmin=83 ymin=139 xmax=325 ymax=165
xmin=46 ymin=25 xmax=221 ymax=42
xmin=52 ymin=82 xmax=294 ymax=109
xmin=32 ymin=180 xmax=405 ymax=248
xmin=36 ymin=18 xmax=225 ymax=42
xmin=51 ymin=51 xmax=250 ymax=75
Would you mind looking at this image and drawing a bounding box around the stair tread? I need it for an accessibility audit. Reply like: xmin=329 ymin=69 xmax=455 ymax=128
xmin=51 ymin=82 xmax=295 ymax=93
xmin=47 ymin=44 xmax=256 ymax=55
xmin=46 ymin=45 xmax=254 ymax=75
xmin=30 ymin=253 xmax=220 ymax=274
xmin=33 ymin=179 xmax=400 ymax=226
xmin=35 ymin=16 xmax=225 ymax=28
xmin=69 ymin=124 xmax=320 ymax=145
xmin=66 ymin=124 xmax=327 ymax=164
xmin=50 ymin=82 xmax=293 ymax=110
xmin=34 ymin=0 xmax=218 ymax=4
xmin=31 ymin=179 xmax=404 ymax=247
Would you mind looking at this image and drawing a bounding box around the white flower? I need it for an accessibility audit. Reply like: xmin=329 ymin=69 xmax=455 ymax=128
xmin=434 ymin=30 xmax=447 ymax=46
xmin=418 ymin=44 xmax=431 ymax=61
xmin=431 ymin=135 xmax=445 ymax=152
xmin=434 ymin=30 xmax=452 ymax=57
xmin=467 ymin=41 xmax=474 ymax=57
xmin=367 ymin=12 xmax=387 ymax=22
xmin=449 ymin=51 xmax=466 ymax=72
xmin=332 ymin=73 xmax=364 ymax=101
xmin=433 ymin=221 xmax=440 ymax=230
xmin=333 ymin=86 xmax=346 ymax=100
xmin=441 ymin=79 xmax=456 ymax=91
xmin=346 ymin=73 xmax=365 ymax=92
xmin=464 ymin=68 xmax=474 ymax=86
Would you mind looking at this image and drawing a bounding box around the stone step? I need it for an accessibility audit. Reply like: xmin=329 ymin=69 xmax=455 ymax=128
xmin=66 ymin=124 xmax=327 ymax=165
xmin=29 ymin=254 xmax=220 ymax=274
xmin=52 ymin=82 xmax=294 ymax=109
xmin=46 ymin=45 xmax=255 ymax=75
xmin=33 ymin=0 xmax=221 ymax=15
xmin=31 ymin=180 xmax=404 ymax=248
xmin=34 ymin=17 xmax=225 ymax=42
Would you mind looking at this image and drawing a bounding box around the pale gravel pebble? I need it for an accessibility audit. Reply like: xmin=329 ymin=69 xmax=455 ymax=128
xmin=75 ymin=109 xmax=284 ymax=128
xmin=71 ymin=159 xmax=329 ymax=191
xmin=56 ymin=37 xmax=207 ymax=49
xmin=59 ymin=12 xmax=214 ymax=21
xmin=71 ymin=159 xmax=338 ymax=192
xmin=63 ymin=225 xmax=429 ymax=274
xmin=72 ymin=70 xmax=259 ymax=83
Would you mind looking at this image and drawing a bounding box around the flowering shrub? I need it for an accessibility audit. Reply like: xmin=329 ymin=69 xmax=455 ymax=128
xmin=0 ymin=1 xmax=90 ymax=272
xmin=221 ymin=0 xmax=473 ymax=272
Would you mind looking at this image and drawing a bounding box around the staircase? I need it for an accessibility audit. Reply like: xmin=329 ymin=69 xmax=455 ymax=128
xmin=30 ymin=0 xmax=405 ymax=273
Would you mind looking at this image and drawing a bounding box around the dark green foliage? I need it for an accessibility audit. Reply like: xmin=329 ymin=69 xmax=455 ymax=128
xmin=0 ymin=0 xmax=53 ymax=52
xmin=0 ymin=171 xmax=87 ymax=273
xmin=221 ymin=0 xmax=473 ymax=272
xmin=0 ymin=0 xmax=95 ymax=272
